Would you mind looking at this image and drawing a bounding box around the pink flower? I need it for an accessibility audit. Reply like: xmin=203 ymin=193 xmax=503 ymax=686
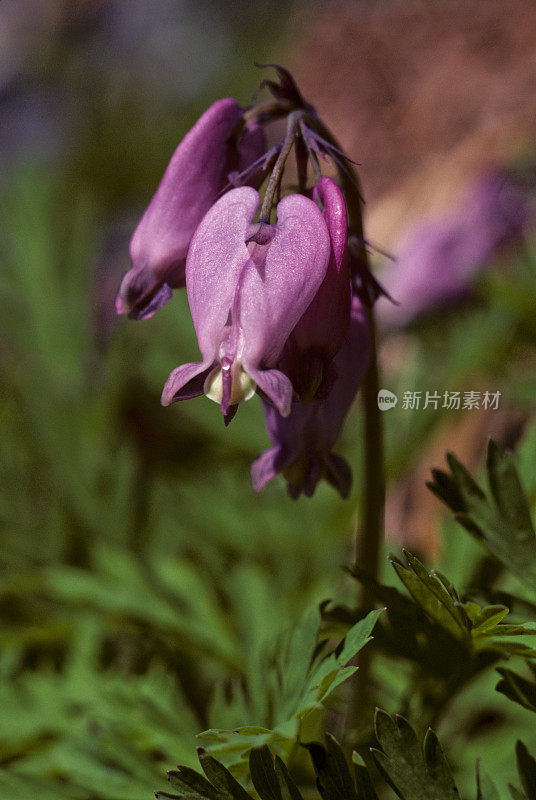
xmin=161 ymin=186 xmax=330 ymax=422
xmin=251 ymin=297 xmax=371 ymax=498
xmin=377 ymin=170 xmax=534 ymax=327
xmin=116 ymin=98 xmax=266 ymax=320
xmin=280 ymin=176 xmax=351 ymax=400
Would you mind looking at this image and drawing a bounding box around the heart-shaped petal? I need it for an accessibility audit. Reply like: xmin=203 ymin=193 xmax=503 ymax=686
xmin=186 ymin=187 xmax=260 ymax=360
xmin=294 ymin=176 xmax=350 ymax=357
xmin=282 ymin=177 xmax=351 ymax=399
xmin=239 ymin=194 xmax=330 ymax=370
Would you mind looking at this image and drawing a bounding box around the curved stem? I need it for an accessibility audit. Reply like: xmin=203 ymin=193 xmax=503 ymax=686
xmin=257 ymin=112 xmax=300 ymax=223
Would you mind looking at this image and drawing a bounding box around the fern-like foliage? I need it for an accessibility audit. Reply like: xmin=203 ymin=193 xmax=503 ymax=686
xmin=197 ymin=607 xmax=383 ymax=771
xmin=156 ymin=722 xmax=536 ymax=800
xmin=390 ymin=550 xmax=536 ymax=658
xmin=428 ymin=441 xmax=536 ymax=590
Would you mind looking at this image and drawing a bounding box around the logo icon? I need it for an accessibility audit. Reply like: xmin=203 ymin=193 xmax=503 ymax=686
xmin=377 ymin=390 xmax=398 ymax=411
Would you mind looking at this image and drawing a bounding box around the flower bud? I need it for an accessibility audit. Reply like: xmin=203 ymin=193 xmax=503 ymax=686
xmin=116 ymin=99 xmax=266 ymax=320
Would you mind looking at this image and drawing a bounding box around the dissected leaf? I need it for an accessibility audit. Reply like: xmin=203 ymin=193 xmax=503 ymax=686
xmin=273 ymin=756 xmax=304 ymax=800
xmin=352 ymin=752 xmax=380 ymax=800
xmin=476 ymin=759 xmax=501 ymax=800
xmin=427 ymin=442 xmax=536 ymax=589
xmin=496 ymin=666 xmax=536 ymax=713
xmin=508 ymin=786 xmax=527 ymax=800
xmin=250 ymin=746 xmax=283 ymax=800
xmin=197 ymin=607 xmax=382 ymax=768
xmin=305 ymin=734 xmax=358 ymax=800
xmin=390 ymin=552 xmax=470 ymax=638
xmin=166 ymin=766 xmax=221 ymax=800
xmin=516 ymin=741 xmax=536 ymax=800
xmin=371 ymin=710 xmax=459 ymax=800
xmin=198 ymin=749 xmax=253 ymax=800
xmin=389 ymin=552 xmax=536 ymax=658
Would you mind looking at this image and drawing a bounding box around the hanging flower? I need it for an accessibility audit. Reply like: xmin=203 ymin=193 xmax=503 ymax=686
xmin=161 ymin=186 xmax=330 ymax=423
xmin=116 ymin=98 xmax=266 ymax=320
xmin=251 ymin=297 xmax=371 ymax=498
xmin=377 ymin=169 xmax=534 ymax=328
xmin=279 ymin=176 xmax=351 ymax=400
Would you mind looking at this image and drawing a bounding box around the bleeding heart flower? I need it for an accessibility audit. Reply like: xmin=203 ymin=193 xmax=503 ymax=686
xmin=116 ymin=98 xmax=266 ymax=320
xmin=251 ymin=297 xmax=371 ymax=498
xmin=161 ymin=186 xmax=330 ymax=422
xmin=280 ymin=176 xmax=351 ymax=400
xmin=377 ymin=169 xmax=534 ymax=328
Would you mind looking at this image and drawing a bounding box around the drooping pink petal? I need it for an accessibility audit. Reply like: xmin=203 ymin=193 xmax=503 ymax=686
xmin=280 ymin=177 xmax=350 ymax=399
xmin=117 ymin=98 xmax=265 ymax=320
xmin=162 ymin=190 xmax=329 ymax=421
xmin=161 ymin=361 xmax=213 ymax=406
xmin=247 ymin=367 xmax=294 ymax=418
xmin=251 ymin=296 xmax=370 ymax=498
xmin=186 ymin=187 xmax=260 ymax=360
xmin=294 ymin=176 xmax=350 ymax=356
xmin=239 ymin=194 xmax=331 ymax=369
xmin=324 ymin=453 xmax=353 ymax=498
xmin=114 ymin=274 xmax=172 ymax=321
xmin=250 ymin=446 xmax=293 ymax=493
xmin=322 ymin=297 xmax=371 ymax=445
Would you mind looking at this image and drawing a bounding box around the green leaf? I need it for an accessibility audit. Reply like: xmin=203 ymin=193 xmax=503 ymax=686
xmin=166 ymin=766 xmax=221 ymax=800
xmin=487 ymin=441 xmax=535 ymax=539
xmin=273 ymin=756 xmax=304 ymax=800
xmin=390 ymin=552 xmax=469 ymax=639
xmin=423 ymin=728 xmax=459 ymax=795
xmin=352 ymin=752 xmax=380 ymax=800
xmin=496 ymin=666 xmax=536 ymax=713
xmin=476 ymin=759 xmax=502 ymax=800
xmin=249 ymin=746 xmax=283 ymax=800
xmin=371 ymin=710 xmax=459 ymax=800
xmin=472 ymin=606 xmax=510 ymax=634
xmin=197 ymin=607 xmax=382 ymax=769
xmin=198 ymin=749 xmax=253 ymax=800
xmin=305 ymin=734 xmax=358 ymax=800
xmin=389 ymin=552 xmax=536 ymax=657
xmin=427 ymin=442 xmax=536 ymax=589
xmin=516 ymin=741 xmax=536 ymax=800
xmin=280 ymin=605 xmax=323 ymax=714
xmin=508 ymin=786 xmax=527 ymax=800
xmin=336 ymin=609 xmax=385 ymax=666
xmin=161 ymin=747 xmax=297 ymax=800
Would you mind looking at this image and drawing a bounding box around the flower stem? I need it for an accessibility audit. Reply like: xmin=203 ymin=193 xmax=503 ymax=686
xmin=303 ymin=116 xmax=385 ymax=574
xmin=354 ymin=313 xmax=384 ymax=579
xmin=307 ymin=114 xmax=386 ymax=746
xmin=257 ymin=112 xmax=300 ymax=223
xmin=343 ymin=307 xmax=385 ymax=751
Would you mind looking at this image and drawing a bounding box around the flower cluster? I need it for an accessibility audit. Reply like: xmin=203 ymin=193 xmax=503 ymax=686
xmin=116 ymin=68 xmax=373 ymax=498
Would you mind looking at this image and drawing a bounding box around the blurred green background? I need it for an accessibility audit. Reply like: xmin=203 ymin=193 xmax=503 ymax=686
xmin=1 ymin=1 xmax=536 ymax=798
